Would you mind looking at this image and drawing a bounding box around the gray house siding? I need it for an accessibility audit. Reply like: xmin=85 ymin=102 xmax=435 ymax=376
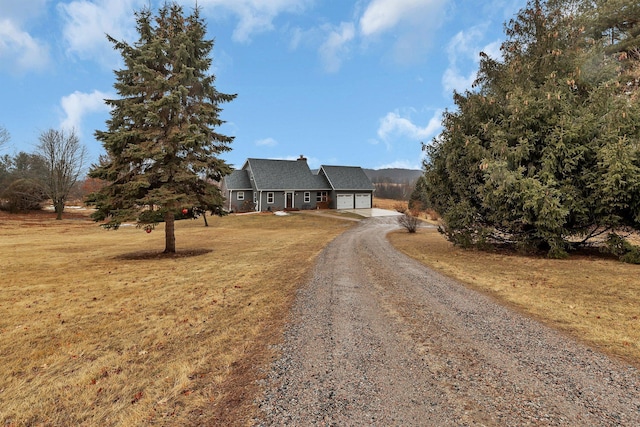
xmin=227 ymin=189 xmax=255 ymax=212
xmin=221 ymin=169 xmax=255 ymax=212
xmin=255 ymin=189 xmax=323 ymax=211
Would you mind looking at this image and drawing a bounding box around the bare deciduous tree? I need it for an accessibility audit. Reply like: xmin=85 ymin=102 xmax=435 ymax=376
xmin=37 ymin=128 xmax=87 ymax=220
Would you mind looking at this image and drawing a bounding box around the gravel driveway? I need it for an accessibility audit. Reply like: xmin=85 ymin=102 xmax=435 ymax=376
xmin=254 ymin=217 xmax=640 ymax=426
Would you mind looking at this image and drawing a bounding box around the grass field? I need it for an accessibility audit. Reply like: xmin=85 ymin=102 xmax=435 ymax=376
xmin=2 ymin=200 xmax=639 ymax=425
xmin=388 ymin=226 xmax=640 ymax=366
xmin=0 ymin=209 xmax=353 ymax=426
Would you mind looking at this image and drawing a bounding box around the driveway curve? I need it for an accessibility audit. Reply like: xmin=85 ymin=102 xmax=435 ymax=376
xmin=255 ymin=217 xmax=640 ymax=426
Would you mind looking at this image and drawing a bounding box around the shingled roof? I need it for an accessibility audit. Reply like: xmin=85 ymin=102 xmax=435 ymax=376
xmin=319 ymin=165 xmax=376 ymax=191
xmin=245 ymin=158 xmax=331 ymax=190
xmin=223 ymin=157 xmax=374 ymax=192
xmin=224 ymin=169 xmax=252 ymax=190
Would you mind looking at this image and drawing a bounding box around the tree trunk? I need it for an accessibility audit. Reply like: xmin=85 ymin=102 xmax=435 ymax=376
xmin=202 ymin=211 xmax=209 ymax=227
xmin=164 ymin=211 xmax=176 ymax=253
xmin=55 ymin=200 xmax=64 ymax=220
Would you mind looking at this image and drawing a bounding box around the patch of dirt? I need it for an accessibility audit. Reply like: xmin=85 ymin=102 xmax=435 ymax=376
xmin=115 ymin=248 xmax=213 ymax=260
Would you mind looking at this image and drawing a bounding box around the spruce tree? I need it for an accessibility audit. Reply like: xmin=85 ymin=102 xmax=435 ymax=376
xmin=421 ymin=0 xmax=640 ymax=259
xmin=87 ymin=3 xmax=236 ymax=253
xmin=584 ymin=0 xmax=640 ymax=97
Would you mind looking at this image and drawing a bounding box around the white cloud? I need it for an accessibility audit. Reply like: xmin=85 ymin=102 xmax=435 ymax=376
xmin=360 ymin=0 xmax=435 ymax=36
xmin=319 ymin=22 xmax=355 ymax=73
xmin=0 ymin=18 xmax=50 ymax=72
xmin=59 ymin=0 xmax=311 ymax=65
xmin=375 ymin=159 xmax=422 ymax=170
xmin=198 ymin=0 xmax=311 ymax=43
xmin=442 ymin=26 xmax=503 ymax=94
xmin=256 ymin=137 xmax=278 ymax=147
xmin=286 ymin=25 xmax=324 ymax=52
xmin=359 ymin=0 xmax=447 ymax=63
xmin=482 ymin=40 xmax=502 ymax=61
xmin=60 ymin=90 xmax=112 ymax=133
xmin=377 ymin=109 xmax=442 ymax=143
xmin=442 ymin=66 xmax=476 ymax=95
xmin=59 ymin=0 xmax=142 ymax=65
xmin=288 ymin=27 xmax=305 ymax=50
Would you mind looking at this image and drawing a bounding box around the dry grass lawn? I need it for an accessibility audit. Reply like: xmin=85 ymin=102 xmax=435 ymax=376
xmin=388 ymin=227 xmax=640 ymax=366
xmin=0 ymin=209 xmax=353 ymax=426
xmin=373 ymin=197 xmax=406 ymax=212
xmin=4 ymin=198 xmax=638 ymax=425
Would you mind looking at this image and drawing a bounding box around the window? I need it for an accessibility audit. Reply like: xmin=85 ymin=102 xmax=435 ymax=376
xmin=237 ymin=191 xmax=244 ymax=201
xmin=267 ymin=192 xmax=274 ymax=204
xmin=316 ymin=191 xmax=328 ymax=202
xmin=304 ymin=192 xmax=311 ymax=203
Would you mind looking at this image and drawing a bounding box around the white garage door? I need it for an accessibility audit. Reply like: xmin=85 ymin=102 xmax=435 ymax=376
xmin=355 ymin=193 xmax=371 ymax=209
xmin=336 ymin=193 xmax=354 ymax=209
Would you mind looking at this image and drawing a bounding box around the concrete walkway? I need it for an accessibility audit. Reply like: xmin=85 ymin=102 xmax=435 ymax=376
xmin=339 ymin=208 xmax=404 ymax=218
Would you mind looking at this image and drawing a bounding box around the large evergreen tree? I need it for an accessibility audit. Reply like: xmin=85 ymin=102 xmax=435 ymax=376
xmin=88 ymin=3 xmax=236 ymax=253
xmin=421 ymin=0 xmax=640 ymax=259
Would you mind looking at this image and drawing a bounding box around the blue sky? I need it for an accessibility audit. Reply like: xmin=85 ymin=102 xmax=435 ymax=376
xmin=0 ymin=0 xmax=527 ymax=170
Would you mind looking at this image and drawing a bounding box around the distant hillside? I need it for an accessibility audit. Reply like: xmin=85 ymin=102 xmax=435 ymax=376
xmin=363 ymin=168 xmax=423 ymax=200
xmin=363 ymin=168 xmax=423 ymax=184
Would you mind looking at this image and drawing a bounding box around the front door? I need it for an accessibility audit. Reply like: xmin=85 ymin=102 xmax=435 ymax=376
xmin=285 ymin=192 xmax=294 ymax=209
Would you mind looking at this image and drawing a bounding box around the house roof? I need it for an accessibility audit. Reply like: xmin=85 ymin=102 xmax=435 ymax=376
xmin=224 ymin=169 xmax=252 ymax=190
xmin=243 ymin=158 xmax=331 ymax=191
xmin=223 ymin=158 xmax=374 ymax=192
xmin=319 ymin=165 xmax=376 ymax=191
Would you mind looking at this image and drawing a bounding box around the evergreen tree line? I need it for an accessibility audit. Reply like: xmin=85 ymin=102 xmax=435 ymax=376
xmin=0 ymin=151 xmax=50 ymax=212
xmin=413 ymin=0 xmax=640 ymax=262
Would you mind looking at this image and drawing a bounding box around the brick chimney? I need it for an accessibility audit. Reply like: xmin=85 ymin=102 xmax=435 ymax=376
xmin=297 ymin=155 xmax=307 ymax=162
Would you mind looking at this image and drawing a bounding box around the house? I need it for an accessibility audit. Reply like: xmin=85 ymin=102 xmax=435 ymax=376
xmin=222 ymin=156 xmax=375 ymax=212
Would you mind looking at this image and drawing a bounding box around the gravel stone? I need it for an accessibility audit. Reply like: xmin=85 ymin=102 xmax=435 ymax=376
xmin=254 ymin=217 xmax=640 ymax=426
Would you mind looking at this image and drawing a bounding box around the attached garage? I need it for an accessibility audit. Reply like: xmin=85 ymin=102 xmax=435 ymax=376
xmin=316 ymin=165 xmax=375 ymax=211
xmin=355 ymin=193 xmax=371 ymax=209
xmin=336 ymin=193 xmax=354 ymax=209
